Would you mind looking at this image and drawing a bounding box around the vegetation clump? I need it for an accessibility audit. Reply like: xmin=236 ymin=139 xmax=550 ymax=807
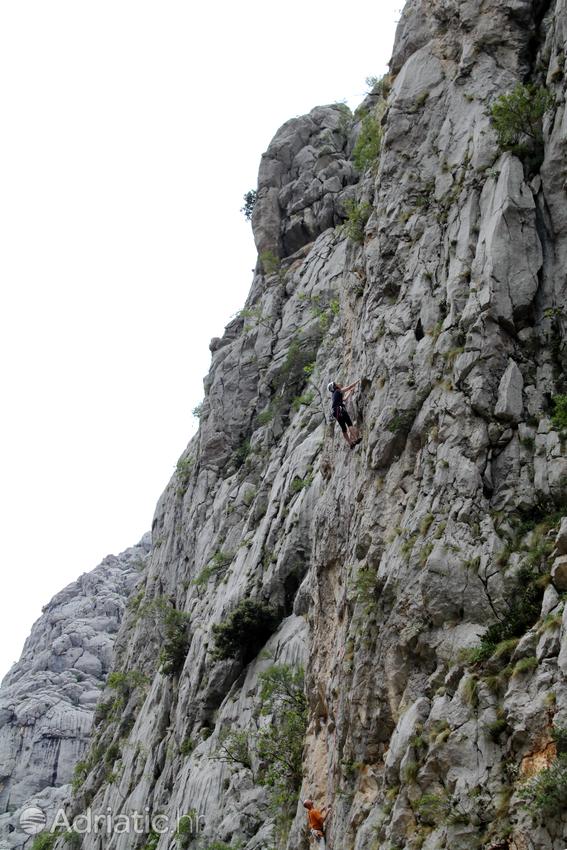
xmin=490 ymin=83 xmax=555 ymax=170
xmin=259 ymin=250 xmax=281 ymax=275
xmin=158 ymin=605 xmax=191 ymax=676
xmin=31 ymin=834 xmax=61 ymax=850
xmin=193 ymin=550 xmax=234 ymax=587
xmin=138 ymin=597 xmax=191 ymax=676
xmin=353 ymin=111 xmax=382 ymax=172
xmin=551 ymin=394 xmax=567 ymax=430
xmin=519 ymin=727 xmax=567 ymax=816
xmin=175 ymin=810 xmax=199 ymax=849
xmin=343 ymin=199 xmax=371 ymax=244
xmin=240 ymin=190 xmax=257 ymax=220
xmin=214 ymin=729 xmax=252 ymax=769
xmin=471 ymin=564 xmax=546 ymax=662
xmin=256 ymin=665 xmax=308 ymax=838
xmin=176 ymin=455 xmax=194 ymax=487
xmin=290 ymin=470 xmax=314 ymax=494
xmin=212 ymin=599 xmax=279 ymax=663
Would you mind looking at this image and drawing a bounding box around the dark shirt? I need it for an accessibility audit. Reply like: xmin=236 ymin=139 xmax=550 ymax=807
xmin=332 ymin=389 xmax=344 ymax=413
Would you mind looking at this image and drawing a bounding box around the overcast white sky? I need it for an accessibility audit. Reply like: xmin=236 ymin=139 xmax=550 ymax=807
xmin=0 ymin=0 xmax=402 ymax=682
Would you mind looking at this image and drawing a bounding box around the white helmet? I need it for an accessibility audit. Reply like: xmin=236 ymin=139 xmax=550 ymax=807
xmin=327 ymin=382 xmax=336 ymax=392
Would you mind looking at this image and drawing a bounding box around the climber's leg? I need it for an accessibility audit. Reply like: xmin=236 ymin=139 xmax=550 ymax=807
xmin=310 ymin=830 xmax=325 ymax=850
xmin=337 ymin=415 xmax=353 ymax=446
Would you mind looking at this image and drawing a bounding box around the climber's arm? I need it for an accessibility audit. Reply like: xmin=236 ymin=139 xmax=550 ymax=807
xmin=342 ymin=380 xmax=360 ymax=399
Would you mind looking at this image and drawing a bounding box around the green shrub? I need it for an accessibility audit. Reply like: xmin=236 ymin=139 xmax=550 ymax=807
xmin=238 ymin=307 xmax=273 ymax=332
xmin=343 ymin=199 xmax=372 ymax=243
xmin=470 ymin=564 xmax=546 ymax=661
xmin=138 ymin=597 xmax=191 ymax=676
xmin=352 ymin=564 xmax=379 ymax=611
xmin=233 ymin=438 xmax=251 ymax=469
xmin=158 ymin=606 xmax=191 ymax=676
xmin=416 ymin=793 xmax=450 ymax=826
xmin=291 ymin=392 xmax=314 ymax=411
xmin=240 ymin=190 xmax=257 ymax=221
xmin=462 ymin=675 xmax=479 ymax=708
xmin=179 ymin=737 xmax=194 ymax=756
xmin=485 ymin=717 xmax=508 ymax=741
xmin=107 ymin=669 xmax=148 ymax=695
xmin=93 ymin=698 xmax=114 ymax=725
xmin=104 ymin=742 xmax=121 ymax=766
xmin=63 ymin=832 xmax=82 ymax=849
xmin=175 ymin=810 xmax=198 ymax=849
xmin=512 ymin=655 xmax=538 ymax=676
xmin=519 ymin=753 xmax=567 ymax=815
xmin=257 ymin=406 xmax=275 ymax=426
xmin=259 ymin=250 xmax=281 ymax=275
xmin=192 ymin=402 xmax=203 ymax=419
xmin=353 ymin=111 xmax=382 ymax=171
xmin=290 ymin=471 xmax=314 ymax=494
xmin=490 ymin=84 xmax=554 ymax=170
xmin=212 ymin=599 xmax=279 ymax=663
xmin=193 ymin=550 xmax=234 ymax=587
xmin=31 ymin=834 xmax=59 ymax=850
xmin=71 ymin=760 xmax=90 ymax=793
xmin=215 ymin=729 xmax=252 ymax=769
xmin=176 ymin=455 xmax=194 ymax=488
xmin=551 ymin=395 xmax=567 ymax=429
xmin=142 ymin=831 xmax=160 ymax=850
xmin=257 ymin=665 xmax=307 ymax=838
xmin=364 ymin=74 xmax=390 ymax=98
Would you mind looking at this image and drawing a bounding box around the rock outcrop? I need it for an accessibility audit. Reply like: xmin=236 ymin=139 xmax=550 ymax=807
xmin=6 ymin=1 xmax=567 ymax=849
xmin=0 ymin=536 xmax=150 ymax=849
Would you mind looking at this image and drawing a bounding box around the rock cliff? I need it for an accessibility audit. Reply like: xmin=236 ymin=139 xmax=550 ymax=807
xmin=7 ymin=1 xmax=567 ymax=849
xmin=0 ymin=536 xmax=150 ymax=849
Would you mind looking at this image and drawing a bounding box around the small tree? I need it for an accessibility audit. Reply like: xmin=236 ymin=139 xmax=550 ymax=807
xmin=343 ymin=199 xmax=372 ymax=243
xmin=257 ymin=665 xmax=308 ymax=838
xmin=353 ymin=112 xmax=382 ymax=171
xmin=212 ymin=599 xmax=279 ymax=663
xmin=213 ymin=729 xmax=252 ymax=769
xmin=490 ymin=83 xmax=555 ymax=170
xmin=240 ymin=190 xmax=257 ymax=220
xmin=551 ymin=394 xmax=567 ymax=429
xmin=159 ymin=606 xmax=191 ymax=676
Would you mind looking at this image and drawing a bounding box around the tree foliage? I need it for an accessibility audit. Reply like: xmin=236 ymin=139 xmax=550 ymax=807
xmin=343 ymin=199 xmax=372 ymax=244
xmin=257 ymin=665 xmax=308 ymax=837
xmin=241 ymin=190 xmax=257 ymax=221
xmin=352 ymin=111 xmax=382 ymax=172
xmin=211 ymin=599 xmax=279 ymax=663
xmin=490 ymin=83 xmax=554 ymax=171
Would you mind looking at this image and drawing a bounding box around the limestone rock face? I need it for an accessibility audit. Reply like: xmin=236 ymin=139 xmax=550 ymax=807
xmin=8 ymin=1 xmax=567 ymax=850
xmin=0 ymin=536 xmax=150 ymax=849
xmin=252 ymin=105 xmax=358 ymax=258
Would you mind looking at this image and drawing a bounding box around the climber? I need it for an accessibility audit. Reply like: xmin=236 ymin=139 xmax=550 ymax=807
xmin=303 ymin=799 xmax=331 ymax=847
xmin=328 ymin=380 xmax=361 ymax=448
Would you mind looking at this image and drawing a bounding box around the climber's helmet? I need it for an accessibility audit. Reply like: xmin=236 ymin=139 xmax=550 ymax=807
xmin=327 ymin=382 xmax=336 ymax=393
xmin=303 ymin=800 xmax=314 ymax=810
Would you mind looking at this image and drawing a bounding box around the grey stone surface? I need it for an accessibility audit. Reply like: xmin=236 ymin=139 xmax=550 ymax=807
xmin=552 ymin=555 xmax=567 ymax=592
xmin=494 ymin=359 xmax=524 ymax=422
xmin=7 ymin=1 xmax=567 ymax=850
xmin=0 ymin=536 xmax=150 ymax=850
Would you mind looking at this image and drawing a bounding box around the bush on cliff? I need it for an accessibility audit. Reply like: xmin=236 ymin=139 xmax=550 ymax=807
xmin=490 ymin=83 xmax=555 ymax=171
xmin=353 ymin=110 xmax=382 ymax=172
xmin=212 ymin=599 xmax=279 ymax=663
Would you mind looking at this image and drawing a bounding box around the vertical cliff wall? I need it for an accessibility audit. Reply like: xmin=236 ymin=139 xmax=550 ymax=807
xmin=11 ymin=1 xmax=567 ymax=849
xmin=0 ymin=536 xmax=150 ymax=850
